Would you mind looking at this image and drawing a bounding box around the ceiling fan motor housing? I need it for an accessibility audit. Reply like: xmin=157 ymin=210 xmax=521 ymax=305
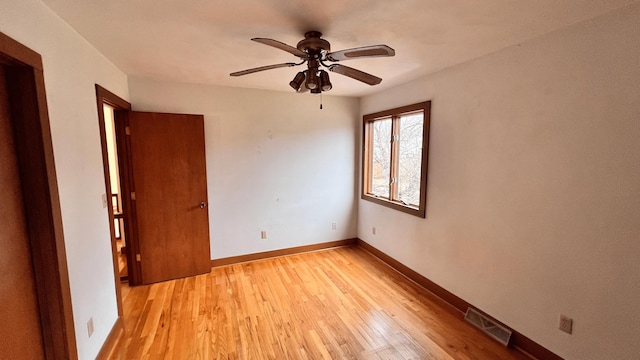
xmin=297 ymin=31 xmax=330 ymax=55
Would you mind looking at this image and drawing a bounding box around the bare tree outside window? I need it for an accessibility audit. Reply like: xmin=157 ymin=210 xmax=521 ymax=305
xmin=397 ymin=114 xmax=423 ymax=206
xmin=371 ymin=118 xmax=391 ymax=197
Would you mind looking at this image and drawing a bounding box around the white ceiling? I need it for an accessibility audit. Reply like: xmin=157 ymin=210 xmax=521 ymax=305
xmin=42 ymin=0 xmax=635 ymax=97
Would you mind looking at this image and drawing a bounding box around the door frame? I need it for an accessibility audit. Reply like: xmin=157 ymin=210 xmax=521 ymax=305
xmin=95 ymin=85 xmax=142 ymax=293
xmin=0 ymin=32 xmax=77 ymax=359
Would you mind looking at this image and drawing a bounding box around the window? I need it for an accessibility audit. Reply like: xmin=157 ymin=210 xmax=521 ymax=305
xmin=362 ymin=101 xmax=430 ymax=218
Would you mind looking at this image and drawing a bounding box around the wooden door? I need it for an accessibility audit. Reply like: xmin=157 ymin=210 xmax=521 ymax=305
xmin=122 ymin=112 xmax=211 ymax=284
xmin=0 ymin=65 xmax=46 ymax=358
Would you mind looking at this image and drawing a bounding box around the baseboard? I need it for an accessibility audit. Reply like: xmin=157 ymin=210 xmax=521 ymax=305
xmin=211 ymin=238 xmax=358 ymax=267
xmin=95 ymin=316 xmax=123 ymax=360
xmin=356 ymin=239 xmax=562 ymax=360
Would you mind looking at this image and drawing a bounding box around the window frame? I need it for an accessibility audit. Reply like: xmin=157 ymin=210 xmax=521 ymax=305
xmin=361 ymin=101 xmax=431 ymax=218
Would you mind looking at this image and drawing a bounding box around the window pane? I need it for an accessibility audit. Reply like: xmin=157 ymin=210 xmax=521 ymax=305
xmin=370 ymin=118 xmax=392 ymax=198
xmin=396 ymin=113 xmax=423 ymax=206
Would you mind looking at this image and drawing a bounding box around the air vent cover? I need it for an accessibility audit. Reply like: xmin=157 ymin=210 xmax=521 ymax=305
xmin=464 ymin=308 xmax=513 ymax=346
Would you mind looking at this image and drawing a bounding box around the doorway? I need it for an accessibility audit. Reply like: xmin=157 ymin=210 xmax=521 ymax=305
xmin=0 ymin=49 xmax=47 ymax=360
xmin=95 ymin=85 xmax=133 ymax=319
xmin=96 ymin=86 xmax=211 ymax=293
xmin=0 ymin=31 xmax=76 ymax=359
xmin=103 ymin=104 xmax=128 ymax=280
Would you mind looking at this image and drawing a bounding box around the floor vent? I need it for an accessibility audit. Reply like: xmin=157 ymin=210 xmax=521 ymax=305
xmin=464 ymin=308 xmax=513 ymax=346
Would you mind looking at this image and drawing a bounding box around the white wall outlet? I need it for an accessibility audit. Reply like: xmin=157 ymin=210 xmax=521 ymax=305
xmin=372 ymin=227 xmax=376 ymax=235
xmin=331 ymin=222 xmax=337 ymax=230
xmin=261 ymin=231 xmax=267 ymax=239
xmin=87 ymin=317 xmax=94 ymax=338
xmin=101 ymin=193 xmax=108 ymax=208
xmin=559 ymin=314 xmax=573 ymax=334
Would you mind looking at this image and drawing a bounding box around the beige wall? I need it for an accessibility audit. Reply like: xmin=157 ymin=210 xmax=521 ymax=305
xmin=128 ymin=78 xmax=360 ymax=259
xmin=359 ymin=4 xmax=640 ymax=359
xmin=0 ymin=0 xmax=129 ymax=359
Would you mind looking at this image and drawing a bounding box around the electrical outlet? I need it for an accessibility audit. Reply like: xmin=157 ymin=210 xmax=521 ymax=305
xmin=261 ymin=231 xmax=267 ymax=239
xmin=559 ymin=315 xmax=573 ymax=334
xmin=331 ymin=222 xmax=337 ymax=230
xmin=101 ymin=194 xmax=108 ymax=208
xmin=87 ymin=317 xmax=94 ymax=338
xmin=372 ymin=227 xmax=376 ymax=235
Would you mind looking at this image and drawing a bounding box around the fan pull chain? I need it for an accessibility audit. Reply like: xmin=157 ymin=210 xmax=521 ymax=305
xmin=320 ymin=93 xmax=323 ymax=110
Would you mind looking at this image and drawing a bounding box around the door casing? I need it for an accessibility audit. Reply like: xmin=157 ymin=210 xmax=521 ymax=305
xmin=95 ymin=85 xmax=134 ymax=307
xmin=0 ymin=31 xmax=77 ymax=359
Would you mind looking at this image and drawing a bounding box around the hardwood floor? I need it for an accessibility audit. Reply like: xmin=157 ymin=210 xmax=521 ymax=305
xmin=106 ymin=246 xmax=530 ymax=359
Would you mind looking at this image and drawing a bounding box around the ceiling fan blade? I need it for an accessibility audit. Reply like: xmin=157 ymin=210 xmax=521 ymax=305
xmin=252 ymin=38 xmax=308 ymax=58
xmin=326 ymin=45 xmax=395 ymax=62
xmin=328 ymin=64 xmax=382 ymax=85
xmin=230 ymin=63 xmax=297 ymax=77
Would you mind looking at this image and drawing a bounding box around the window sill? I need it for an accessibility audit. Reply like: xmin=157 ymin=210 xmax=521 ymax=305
xmin=361 ymin=193 xmax=425 ymax=218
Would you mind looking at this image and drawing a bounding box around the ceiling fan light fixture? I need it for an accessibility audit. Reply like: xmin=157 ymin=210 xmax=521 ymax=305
xmin=306 ymin=71 xmax=318 ymax=90
xmin=319 ymin=70 xmax=332 ymax=91
xmin=297 ymin=81 xmax=310 ymax=93
xmin=289 ymin=71 xmax=306 ymax=91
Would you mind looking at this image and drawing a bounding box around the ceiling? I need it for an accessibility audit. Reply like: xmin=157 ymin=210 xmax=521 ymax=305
xmin=42 ymin=0 xmax=635 ymax=97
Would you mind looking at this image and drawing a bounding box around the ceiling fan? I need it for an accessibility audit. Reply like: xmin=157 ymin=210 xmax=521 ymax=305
xmin=230 ymin=31 xmax=395 ymax=93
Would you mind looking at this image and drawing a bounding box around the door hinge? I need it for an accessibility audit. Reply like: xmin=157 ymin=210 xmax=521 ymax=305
xmin=136 ymin=254 xmax=141 ymax=262
xmin=125 ymin=126 xmax=131 ymax=135
xmin=131 ymin=192 xmax=136 ymax=200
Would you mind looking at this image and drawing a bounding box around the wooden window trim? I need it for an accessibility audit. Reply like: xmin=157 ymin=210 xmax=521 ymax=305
xmin=362 ymin=101 xmax=431 ymax=218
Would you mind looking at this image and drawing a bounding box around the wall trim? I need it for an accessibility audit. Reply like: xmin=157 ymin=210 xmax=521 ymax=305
xmin=211 ymin=238 xmax=358 ymax=267
xmin=95 ymin=317 xmax=123 ymax=360
xmin=356 ymin=239 xmax=561 ymax=360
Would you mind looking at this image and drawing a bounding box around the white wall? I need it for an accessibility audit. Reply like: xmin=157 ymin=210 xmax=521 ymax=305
xmin=129 ymin=78 xmax=359 ymax=259
xmin=0 ymin=1 xmax=129 ymax=359
xmin=4 ymin=0 xmax=637 ymax=359
xmin=359 ymin=4 xmax=640 ymax=360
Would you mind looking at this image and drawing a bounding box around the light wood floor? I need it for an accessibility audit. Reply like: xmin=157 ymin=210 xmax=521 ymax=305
xmin=107 ymin=246 xmax=530 ymax=359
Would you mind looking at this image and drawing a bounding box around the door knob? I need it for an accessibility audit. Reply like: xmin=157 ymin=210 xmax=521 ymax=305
xmin=200 ymin=201 xmax=207 ymax=209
